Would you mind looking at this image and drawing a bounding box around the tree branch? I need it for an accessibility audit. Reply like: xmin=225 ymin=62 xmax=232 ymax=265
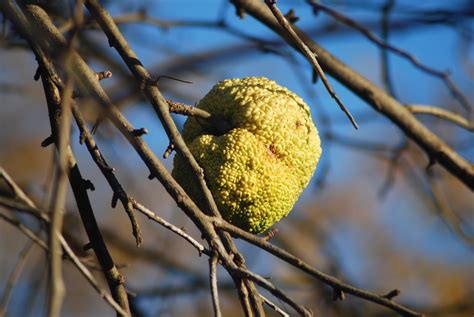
xmin=213 ymin=217 xmax=424 ymax=317
xmin=406 ymin=104 xmax=474 ymax=132
xmin=265 ymin=0 xmax=358 ymax=129
xmin=308 ymin=1 xmax=473 ymax=115
xmin=231 ymin=0 xmax=474 ymax=190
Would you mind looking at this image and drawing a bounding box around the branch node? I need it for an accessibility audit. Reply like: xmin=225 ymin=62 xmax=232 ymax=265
xmin=115 ymin=273 xmax=126 ymax=286
xmin=96 ymin=70 xmax=113 ymax=81
xmin=83 ymin=179 xmax=95 ymax=191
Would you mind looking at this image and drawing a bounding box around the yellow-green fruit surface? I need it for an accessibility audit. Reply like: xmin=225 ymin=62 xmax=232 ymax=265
xmin=172 ymin=77 xmax=321 ymax=233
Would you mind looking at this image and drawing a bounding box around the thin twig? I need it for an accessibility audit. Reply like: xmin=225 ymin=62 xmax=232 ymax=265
xmin=265 ymin=0 xmax=358 ymax=129
xmin=308 ymin=1 xmax=473 ymax=115
xmin=234 ymin=267 xmax=313 ymax=317
xmin=427 ymin=171 xmax=474 ymax=249
xmin=380 ymin=0 xmax=396 ymax=97
xmin=378 ymin=140 xmax=408 ymax=197
xmin=0 ymin=240 xmax=35 ymax=317
xmin=209 ymin=255 xmax=222 ymax=317
xmin=213 ymin=217 xmax=424 ymax=317
xmin=47 ymin=69 xmax=73 ymax=317
xmin=71 ymin=98 xmax=143 ymax=246
xmin=58 ymin=235 xmax=130 ymax=316
xmin=406 ymin=104 xmax=474 ymax=132
xmin=131 ymin=199 xmax=207 ymax=255
xmin=261 ymin=295 xmax=290 ymax=317
xmin=166 ymin=99 xmax=232 ymax=134
xmin=0 ymin=170 xmax=130 ymax=317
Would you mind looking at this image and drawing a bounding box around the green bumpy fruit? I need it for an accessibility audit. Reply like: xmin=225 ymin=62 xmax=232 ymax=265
xmin=172 ymin=77 xmax=321 ymax=233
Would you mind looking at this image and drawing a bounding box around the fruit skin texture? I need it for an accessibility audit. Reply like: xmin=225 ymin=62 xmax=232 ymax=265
xmin=172 ymin=77 xmax=321 ymax=233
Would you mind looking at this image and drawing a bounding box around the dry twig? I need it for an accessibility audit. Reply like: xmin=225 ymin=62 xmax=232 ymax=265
xmin=308 ymin=1 xmax=473 ymax=115
xmin=406 ymin=104 xmax=474 ymax=132
xmin=265 ymin=0 xmax=358 ymax=129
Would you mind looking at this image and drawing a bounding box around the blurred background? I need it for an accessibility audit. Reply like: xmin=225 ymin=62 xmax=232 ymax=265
xmin=0 ymin=0 xmax=473 ymax=316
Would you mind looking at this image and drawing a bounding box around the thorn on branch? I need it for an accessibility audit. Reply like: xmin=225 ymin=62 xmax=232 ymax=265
xmin=153 ymin=75 xmax=193 ymax=85
xmin=83 ymin=242 xmax=92 ymax=251
xmin=34 ymin=66 xmax=41 ymax=81
xmin=426 ymin=156 xmax=437 ymax=170
xmin=41 ymin=135 xmax=55 ymax=147
xmin=147 ymin=173 xmax=155 ymax=180
xmin=83 ymin=179 xmax=95 ymax=191
xmin=111 ymin=192 xmax=119 ymax=208
xmin=163 ymin=142 xmax=175 ymax=159
xmin=124 ymin=199 xmax=143 ymax=247
xmin=332 ymin=288 xmax=345 ymax=301
xmin=382 ymin=289 xmax=401 ymax=300
xmin=284 ymin=9 xmax=299 ymax=23
xmin=132 ymin=128 xmax=148 ymax=137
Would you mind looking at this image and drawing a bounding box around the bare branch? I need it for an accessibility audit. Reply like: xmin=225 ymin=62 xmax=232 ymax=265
xmin=0 ymin=240 xmax=35 ymax=317
xmin=406 ymin=104 xmax=474 ymax=132
xmin=265 ymin=0 xmax=358 ymax=129
xmin=46 ymin=64 xmax=73 ymax=317
xmin=308 ymin=1 xmax=473 ymax=115
xmin=0 ymin=169 xmax=130 ymax=317
xmin=83 ymin=1 xmax=266 ymax=314
xmin=132 ymin=199 xmax=207 ymax=255
xmin=58 ymin=235 xmax=130 ymax=316
xmin=71 ymin=97 xmax=143 ymax=246
xmin=209 ymin=255 xmax=222 ymax=317
xmin=166 ymin=99 xmax=232 ymax=134
xmin=261 ymin=295 xmax=290 ymax=317
xmin=213 ymin=217 xmax=424 ymax=317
